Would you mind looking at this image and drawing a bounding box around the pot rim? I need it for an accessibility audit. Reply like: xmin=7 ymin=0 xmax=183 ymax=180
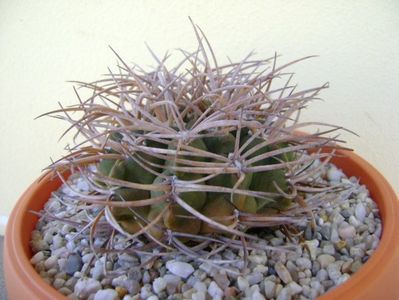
xmin=4 ymin=149 xmax=399 ymax=300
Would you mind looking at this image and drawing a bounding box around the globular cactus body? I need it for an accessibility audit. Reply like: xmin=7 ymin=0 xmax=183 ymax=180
xmin=46 ymin=21 xmax=348 ymax=255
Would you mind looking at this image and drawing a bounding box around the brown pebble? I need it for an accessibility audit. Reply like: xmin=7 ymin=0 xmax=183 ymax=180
xmin=224 ymin=286 xmax=238 ymax=297
xmin=115 ymin=286 xmax=128 ymax=298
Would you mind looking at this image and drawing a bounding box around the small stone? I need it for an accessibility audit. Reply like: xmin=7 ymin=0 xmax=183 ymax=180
xmin=53 ymin=278 xmax=65 ymax=289
xmin=224 ymin=287 xmax=237 ymax=297
xmin=350 ymin=260 xmax=363 ymax=273
xmin=276 ymin=287 xmax=291 ymax=300
xmin=246 ymin=272 xmax=263 ymax=285
xmin=311 ymin=261 xmax=321 ymax=275
xmin=192 ymin=291 xmax=206 ymax=300
xmin=237 ymin=276 xmax=250 ymax=291
xmin=339 ymin=225 xmax=356 ymax=240
xmin=183 ymin=288 xmax=196 ymax=299
xmin=153 ymin=277 xmax=167 ymax=294
xmin=30 ymin=251 xmax=45 ymax=265
xmin=74 ymin=278 xmax=101 ymax=298
xmin=251 ymin=290 xmax=266 ymax=300
xmin=54 ymin=272 xmax=67 ymax=280
xmin=94 ymin=289 xmax=119 ymax=300
xmin=337 ymin=273 xmax=351 ymax=284
xmin=327 ymin=167 xmax=343 ymax=182
xmin=127 ymin=267 xmax=142 ymax=281
xmin=164 ymin=273 xmax=182 ymax=285
xmin=166 ymin=261 xmax=194 ymax=278
xmin=330 ymin=227 xmax=340 ymax=243
xmin=316 ymin=269 xmax=328 ymax=281
xmin=82 ymin=253 xmax=95 ymax=264
xmin=213 ymin=273 xmax=230 ymax=289
xmin=58 ymin=287 xmax=72 ymax=296
xmin=319 ymin=225 xmax=332 ymax=239
xmin=275 ymin=262 xmax=292 ymax=284
xmin=64 ymin=254 xmax=83 ymax=276
xmin=287 ymin=281 xmax=303 ymax=295
xmin=322 ymin=244 xmax=336 ymax=256
xmin=142 ymin=271 xmax=151 ymax=284
xmin=115 ymin=286 xmax=128 ymax=298
xmin=44 ymin=256 xmax=58 ymax=270
xmin=295 ymin=258 xmax=312 ymax=271
xmin=208 ymin=281 xmax=223 ymax=298
xmin=349 ymin=215 xmax=361 ymax=227
xmin=304 ymin=240 xmax=319 ymax=259
xmin=254 ymin=264 xmax=268 ymax=274
xmin=264 ymin=280 xmax=276 ymax=298
xmin=355 ymin=203 xmax=367 ymax=222
xmin=327 ymin=263 xmax=342 ymax=283
xmin=317 ymin=254 xmax=336 ymax=269
xmin=350 ymin=246 xmax=365 ymax=258
xmin=47 ymin=268 xmax=57 ymax=276
xmin=147 ymin=296 xmax=159 ymax=300
xmin=140 ymin=284 xmax=154 ymax=299
xmin=92 ymin=261 xmax=104 ymax=280
xmin=193 ymin=281 xmax=207 ymax=293
xmin=112 ymin=276 xmax=140 ymax=295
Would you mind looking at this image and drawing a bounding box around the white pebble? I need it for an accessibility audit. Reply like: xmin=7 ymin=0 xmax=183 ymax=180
xmin=276 ymin=287 xmax=291 ymax=300
xmin=93 ymin=289 xmax=119 ymax=300
xmin=275 ymin=262 xmax=292 ymax=284
xmin=337 ymin=273 xmax=351 ymax=284
xmin=316 ymin=269 xmax=328 ymax=281
xmin=147 ymin=296 xmax=159 ymax=300
xmin=152 ymin=277 xmax=167 ymax=294
xmin=53 ymin=278 xmax=65 ymax=289
xmin=30 ymin=251 xmax=45 ymax=265
xmin=193 ymin=281 xmax=207 ymax=293
xmin=208 ymin=281 xmax=223 ymax=298
xmin=166 ymin=260 xmax=194 ymax=278
xmin=327 ymin=264 xmax=342 ymax=283
xmin=287 ymin=281 xmax=303 ymax=295
xmin=44 ymin=256 xmax=58 ymax=269
xmin=237 ymin=276 xmax=250 ymax=291
xmin=339 ymin=225 xmax=356 ymax=240
xmin=323 ymin=244 xmax=336 ymax=256
xmin=355 ymin=203 xmax=367 ymax=222
xmin=251 ymin=290 xmax=266 ymax=300
xmin=304 ymin=240 xmax=319 ymax=259
xmin=296 ymin=257 xmax=312 ymax=270
xmin=264 ymin=280 xmax=276 ymax=298
xmin=327 ymin=167 xmax=343 ymax=182
xmin=317 ymin=254 xmax=336 ymax=268
xmin=74 ymin=278 xmax=101 ymax=298
xmin=191 ymin=291 xmax=206 ymax=300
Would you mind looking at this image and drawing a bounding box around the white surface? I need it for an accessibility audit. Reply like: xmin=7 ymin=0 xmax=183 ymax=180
xmin=0 ymin=0 xmax=398 ymax=221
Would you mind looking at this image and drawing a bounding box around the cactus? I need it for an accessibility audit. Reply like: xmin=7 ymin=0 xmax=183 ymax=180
xmin=44 ymin=20 xmax=349 ymax=257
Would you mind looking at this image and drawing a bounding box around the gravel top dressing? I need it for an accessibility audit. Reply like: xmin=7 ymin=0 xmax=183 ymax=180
xmin=30 ymin=161 xmax=381 ymax=300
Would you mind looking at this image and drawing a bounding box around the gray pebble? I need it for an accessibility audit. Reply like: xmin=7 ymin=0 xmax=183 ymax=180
xmin=64 ymin=253 xmax=83 ymax=276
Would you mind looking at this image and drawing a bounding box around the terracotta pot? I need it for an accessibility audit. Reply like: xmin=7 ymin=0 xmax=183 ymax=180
xmin=4 ymin=149 xmax=399 ymax=300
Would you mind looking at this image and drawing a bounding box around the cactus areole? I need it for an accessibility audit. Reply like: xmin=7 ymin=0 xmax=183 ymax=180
xmin=41 ymin=21 xmax=353 ymax=256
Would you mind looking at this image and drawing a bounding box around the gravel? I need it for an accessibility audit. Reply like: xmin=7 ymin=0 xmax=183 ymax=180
xmin=29 ymin=161 xmax=382 ymax=299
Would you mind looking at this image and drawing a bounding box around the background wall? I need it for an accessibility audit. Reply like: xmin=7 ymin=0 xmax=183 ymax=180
xmin=0 ymin=0 xmax=398 ymax=234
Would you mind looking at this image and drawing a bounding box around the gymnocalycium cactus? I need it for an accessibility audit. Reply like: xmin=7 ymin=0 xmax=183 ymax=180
xmin=42 ymin=21 xmax=351 ymax=258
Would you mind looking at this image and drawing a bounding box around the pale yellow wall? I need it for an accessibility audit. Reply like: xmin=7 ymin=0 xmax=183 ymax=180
xmin=0 ymin=0 xmax=398 ymax=233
